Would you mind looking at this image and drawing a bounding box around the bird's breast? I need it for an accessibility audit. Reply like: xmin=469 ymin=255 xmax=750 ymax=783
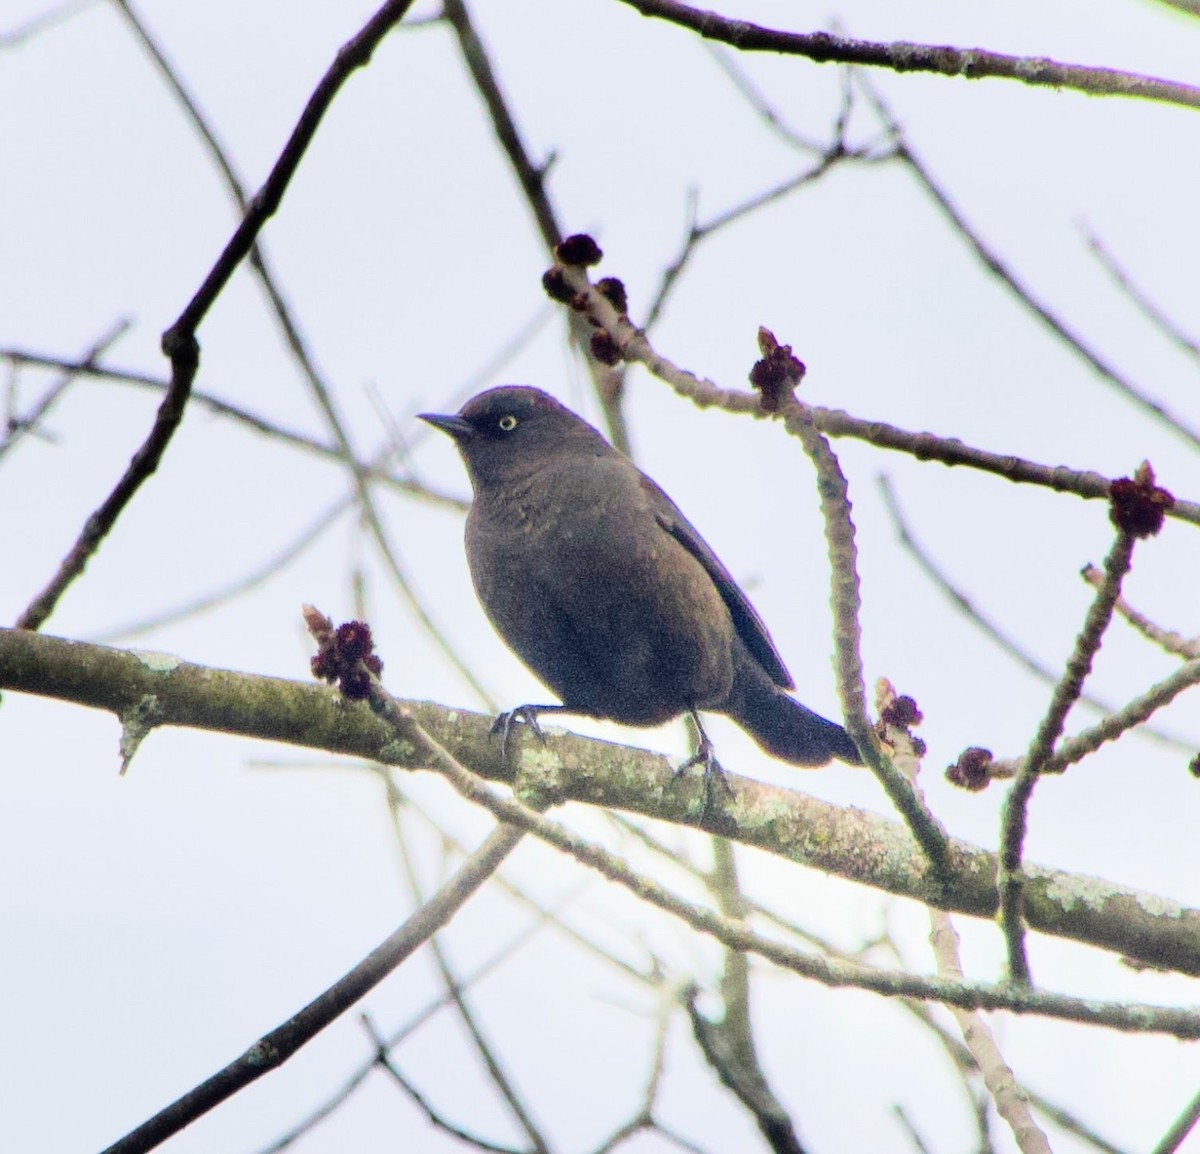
xmin=464 ymin=460 xmax=735 ymax=722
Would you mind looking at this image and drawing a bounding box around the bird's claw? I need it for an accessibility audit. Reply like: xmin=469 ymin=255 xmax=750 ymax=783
xmin=674 ymin=732 xmax=733 ymax=826
xmin=490 ymin=705 xmax=550 ymax=761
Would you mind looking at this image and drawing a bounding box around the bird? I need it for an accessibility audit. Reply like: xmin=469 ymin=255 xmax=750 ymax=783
xmin=419 ymin=385 xmax=862 ymax=782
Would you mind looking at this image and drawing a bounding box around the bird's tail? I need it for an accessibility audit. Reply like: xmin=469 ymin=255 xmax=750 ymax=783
xmin=724 ymin=651 xmax=862 ymax=767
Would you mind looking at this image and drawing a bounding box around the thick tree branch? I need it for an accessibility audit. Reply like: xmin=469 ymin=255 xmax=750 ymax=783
xmin=2 ymin=628 xmax=1199 ymax=977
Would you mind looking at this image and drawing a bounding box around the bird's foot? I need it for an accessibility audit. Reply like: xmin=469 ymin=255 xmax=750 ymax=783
xmin=674 ymin=715 xmax=733 ymax=827
xmin=490 ymin=704 xmax=562 ymax=761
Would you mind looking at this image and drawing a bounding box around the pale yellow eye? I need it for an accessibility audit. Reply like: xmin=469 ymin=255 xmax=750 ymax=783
xmin=497 ymin=414 xmax=518 ymax=432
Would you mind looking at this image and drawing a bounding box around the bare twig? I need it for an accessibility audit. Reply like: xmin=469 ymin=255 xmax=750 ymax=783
xmin=998 ymin=531 xmax=1136 ymax=984
xmin=439 ymin=0 xmax=631 ymax=452
xmin=252 ymin=877 xmax=589 ymax=1153
xmin=852 ymin=80 xmax=1200 ymax=450
xmin=892 ymin=1105 xmax=936 ymax=1154
xmin=110 ymin=0 xmax=493 ymax=708
xmin=1080 ymin=224 xmax=1200 ymax=363
xmin=552 ymin=261 xmax=1200 ymax=529
xmin=0 ymin=0 xmax=95 ymax=47
xmin=1033 ymin=655 xmax=1200 ymax=773
xmin=644 ymin=144 xmax=877 ymax=333
xmin=881 ymin=475 xmax=1195 ymax=754
xmin=930 ymin=911 xmax=1051 ymax=1153
xmin=0 ymin=320 xmax=130 ymax=461
xmin=705 ymin=45 xmax=829 ymax=152
xmin=359 ymin=1014 xmax=526 ymax=1154
xmin=391 ymin=793 xmax=551 ymax=1153
xmin=16 ymin=0 xmax=420 ymax=631
xmin=784 ymin=403 xmax=951 ymax=877
xmin=616 ymin=0 xmax=1200 ymax=111
xmin=692 ymin=839 xmax=807 ymax=1154
xmin=93 ymin=495 xmax=355 ymax=642
xmin=590 ymin=983 xmax=682 ymax=1152
xmin=1082 ymin=563 xmax=1200 ymax=660
xmin=896 ymin=142 xmax=1200 ymax=449
xmin=1149 ymin=1085 xmax=1200 ymax=1154
xmin=614 ymin=814 xmax=1129 ymax=1153
xmin=99 ymin=822 xmax=523 ymax=1154
xmin=385 ymin=773 xmax=654 ymax=983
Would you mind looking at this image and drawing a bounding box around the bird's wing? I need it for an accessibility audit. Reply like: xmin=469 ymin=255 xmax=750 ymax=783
xmin=642 ymin=474 xmax=795 ymax=690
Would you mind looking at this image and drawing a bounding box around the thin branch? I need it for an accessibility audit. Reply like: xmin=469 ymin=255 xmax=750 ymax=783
xmin=92 ymin=495 xmax=355 ymax=642
xmin=16 ymin=0 xmax=420 ymax=631
xmin=819 ymin=405 xmax=1200 ymax=527
xmin=704 ymin=45 xmax=828 ymax=153
xmin=111 ymin=0 xmax=493 ymax=708
xmin=1033 ymin=654 xmax=1200 ymax=773
xmin=615 ymin=0 xmax=1200 ymax=111
xmin=898 ymin=143 xmax=1200 ymax=450
xmin=359 ymin=1015 xmax=527 ymax=1154
xmin=999 ymin=531 xmax=1136 ymax=984
xmin=1149 ymin=1086 xmax=1200 ymax=1154
xmin=0 ymin=0 xmax=95 ymax=47
xmin=252 ymin=881 xmax=588 ymax=1154
xmin=99 ymin=822 xmax=523 ymax=1154
xmin=784 ymin=403 xmax=951 ymax=878
xmin=110 ymin=0 xmax=249 ymax=212
xmin=892 ymin=1105 xmax=936 ymax=1154
xmin=1082 ymin=563 xmax=1200 ymax=660
xmin=550 ymin=261 xmax=1200 ymax=529
xmin=644 ymin=143 xmax=878 ymax=333
xmin=590 ymin=984 xmax=681 ymax=1153
xmin=439 ymin=0 xmax=559 ymax=252
xmin=880 ymin=475 xmax=1194 ymax=754
xmin=692 ymin=840 xmax=808 ymax=1154
xmin=387 ymin=772 xmax=654 ymax=984
xmin=14 ymin=344 xmax=199 ymax=630
xmin=439 ymin=0 xmax=631 ymax=453
xmin=617 ymin=813 xmax=1129 ymax=1154
xmin=0 ymin=320 xmax=130 ymax=462
xmin=1080 ymin=224 xmax=1200 ymax=364
xmin=852 ymin=79 xmax=1200 ymax=450
xmin=930 ymin=911 xmax=1052 ymax=1153
xmin=708 ymin=57 xmax=1199 ymax=456
xmin=151 ymin=0 xmax=414 ymax=349
xmin=392 ymin=794 xmax=551 ymax=1153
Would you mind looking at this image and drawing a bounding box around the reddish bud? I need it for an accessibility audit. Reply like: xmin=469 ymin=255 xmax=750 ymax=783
xmin=1109 ymin=461 xmax=1173 ymax=538
xmin=542 ymin=267 xmax=575 ymax=303
xmin=590 ymin=331 xmax=622 ymax=366
xmin=309 ymin=616 xmax=383 ymax=701
xmin=946 ymin=747 xmax=994 ymax=792
xmin=749 ymin=326 xmax=806 ymax=413
xmin=596 ymin=276 xmax=628 ymax=315
xmin=555 ymin=233 xmax=603 ymax=267
xmin=881 ymin=694 xmax=923 ymax=728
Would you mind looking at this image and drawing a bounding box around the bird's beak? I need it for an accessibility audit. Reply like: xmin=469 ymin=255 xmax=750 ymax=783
xmin=418 ymin=412 xmax=473 ymax=441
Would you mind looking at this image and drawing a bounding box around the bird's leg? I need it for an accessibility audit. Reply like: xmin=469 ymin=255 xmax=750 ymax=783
xmin=490 ymin=704 xmax=566 ymax=761
xmin=675 ymin=710 xmax=733 ymax=823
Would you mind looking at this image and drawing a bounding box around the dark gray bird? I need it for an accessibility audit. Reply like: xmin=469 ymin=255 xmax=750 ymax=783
xmin=420 ymin=386 xmax=861 ymax=773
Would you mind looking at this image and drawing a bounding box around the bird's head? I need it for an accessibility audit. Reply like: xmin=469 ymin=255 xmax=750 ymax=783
xmin=419 ymin=386 xmax=610 ymax=490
